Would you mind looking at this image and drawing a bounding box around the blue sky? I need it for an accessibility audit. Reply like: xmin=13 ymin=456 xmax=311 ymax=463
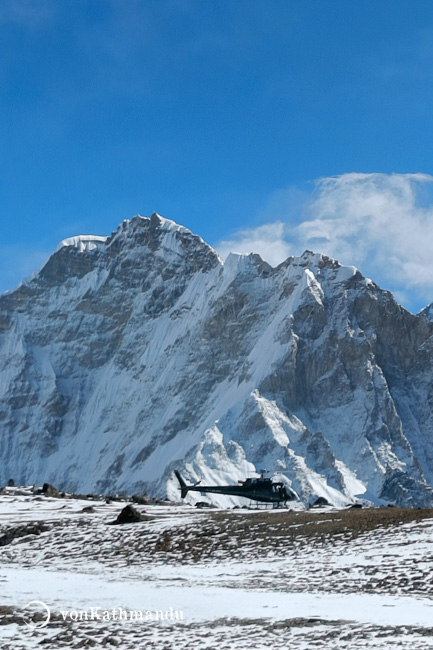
xmin=2 ymin=0 xmax=433 ymax=312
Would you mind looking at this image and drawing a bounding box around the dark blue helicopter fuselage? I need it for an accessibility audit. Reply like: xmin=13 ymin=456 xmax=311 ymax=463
xmin=174 ymin=470 xmax=296 ymax=504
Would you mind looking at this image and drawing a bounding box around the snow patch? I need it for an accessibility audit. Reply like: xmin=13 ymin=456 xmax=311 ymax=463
xmin=56 ymin=235 xmax=108 ymax=253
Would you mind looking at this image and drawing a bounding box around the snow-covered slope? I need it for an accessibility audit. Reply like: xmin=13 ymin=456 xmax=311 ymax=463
xmin=1 ymin=213 xmax=433 ymax=507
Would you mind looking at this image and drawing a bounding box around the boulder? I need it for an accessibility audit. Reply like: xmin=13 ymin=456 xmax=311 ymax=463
xmin=42 ymin=483 xmax=64 ymax=498
xmin=111 ymin=504 xmax=146 ymax=524
xmin=310 ymin=496 xmax=330 ymax=508
xmin=131 ymin=494 xmax=151 ymax=505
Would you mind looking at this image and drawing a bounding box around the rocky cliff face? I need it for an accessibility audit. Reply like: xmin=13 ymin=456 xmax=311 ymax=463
xmin=1 ymin=213 xmax=433 ymax=507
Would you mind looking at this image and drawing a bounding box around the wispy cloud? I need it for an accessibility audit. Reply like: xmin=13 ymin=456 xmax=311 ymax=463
xmin=216 ymin=222 xmax=292 ymax=268
xmin=295 ymin=173 xmax=433 ymax=295
xmin=215 ymin=173 xmax=433 ymax=312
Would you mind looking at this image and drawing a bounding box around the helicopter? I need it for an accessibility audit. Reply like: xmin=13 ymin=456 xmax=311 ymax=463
xmin=174 ymin=469 xmax=296 ymax=507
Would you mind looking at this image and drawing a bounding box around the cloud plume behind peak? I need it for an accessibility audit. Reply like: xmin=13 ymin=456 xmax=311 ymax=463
xmin=215 ymin=172 xmax=433 ymax=313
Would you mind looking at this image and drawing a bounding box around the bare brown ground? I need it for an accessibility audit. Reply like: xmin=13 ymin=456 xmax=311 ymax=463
xmin=210 ymin=506 xmax=433 ymax=540
xmin=150 ymin=506 xmax=433 ymax=563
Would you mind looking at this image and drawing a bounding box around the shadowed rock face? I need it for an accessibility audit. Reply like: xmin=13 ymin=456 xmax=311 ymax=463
xmin=1 ymin=215 xmax=433 ymax=507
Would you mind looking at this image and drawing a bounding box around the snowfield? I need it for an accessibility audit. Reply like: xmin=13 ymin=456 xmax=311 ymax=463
xmin=1 ymin=488 xmax=433 ymax=648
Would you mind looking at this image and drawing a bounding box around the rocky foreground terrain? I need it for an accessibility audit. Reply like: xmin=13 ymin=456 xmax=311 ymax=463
xmin=1 ymin=487 xmax=433 ymax=649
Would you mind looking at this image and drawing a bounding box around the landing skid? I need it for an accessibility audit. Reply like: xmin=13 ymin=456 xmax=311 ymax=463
xmin=247 ymin=500 xmax=285 ymax=510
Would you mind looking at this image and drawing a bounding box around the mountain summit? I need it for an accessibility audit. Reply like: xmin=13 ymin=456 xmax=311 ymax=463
xmin=1 ymin=213 xmax=433 ymax=507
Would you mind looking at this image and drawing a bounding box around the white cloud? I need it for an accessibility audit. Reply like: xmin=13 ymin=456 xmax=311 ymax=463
xmin=216 ymin=221 xmax=292 ymax=267
xmin=215 ymin=173 xmax=433 ymax=312
xmin=294 ymin=173 xmax=433 ymax=297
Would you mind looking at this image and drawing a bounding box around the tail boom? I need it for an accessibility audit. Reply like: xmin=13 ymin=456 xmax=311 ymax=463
xmin=174 ymin=470 xmax=189 ymax=499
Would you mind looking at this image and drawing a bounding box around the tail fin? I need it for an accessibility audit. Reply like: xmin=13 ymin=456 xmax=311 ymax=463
xmin=174 ymin=470 xmax=189 ymax=499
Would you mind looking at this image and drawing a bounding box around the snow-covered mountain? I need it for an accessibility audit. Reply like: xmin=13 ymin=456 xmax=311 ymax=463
xmin=1 ymin=213 xmax=433 ymax=507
